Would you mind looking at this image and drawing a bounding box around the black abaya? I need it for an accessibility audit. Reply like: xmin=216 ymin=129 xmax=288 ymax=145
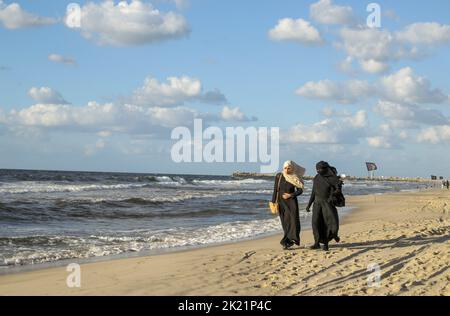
xmin=272 ymin=173 xmax=303 ymax=246
xmin=307 ymin=165 xmax=340 ymax=245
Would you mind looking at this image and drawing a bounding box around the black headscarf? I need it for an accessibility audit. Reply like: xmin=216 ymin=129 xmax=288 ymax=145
xmin=316 ymin=161 xmax=336 ymax=177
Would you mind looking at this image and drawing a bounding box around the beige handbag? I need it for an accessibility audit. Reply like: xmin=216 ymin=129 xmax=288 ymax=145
xmin=269 ymin=174 xmax=282 ymax=215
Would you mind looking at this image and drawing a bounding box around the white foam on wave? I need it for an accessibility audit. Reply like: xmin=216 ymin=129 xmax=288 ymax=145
xmin=0 ymin=176 xmax=193 ymax=194
xmin=192 ymin=178 xmax=271 ymax=187
xmin=1 ymin=214 xmax=315 ymax=266
xmin=0 ymin=182 xmax=152 ymax=194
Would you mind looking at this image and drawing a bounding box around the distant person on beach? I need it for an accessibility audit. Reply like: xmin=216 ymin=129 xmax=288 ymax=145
xmin=446 ymin=180 xmax=450 ymax=190
xmin=306 ymin=161 xmax=341 ymax=252
xmin=272 ymin=161 xmax=305 ymax=250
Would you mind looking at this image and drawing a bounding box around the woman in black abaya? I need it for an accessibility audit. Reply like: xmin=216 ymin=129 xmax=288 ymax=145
xmin=272 ymin=161 xmax=305 ymax=250
xmin=306 ymin=161 xmax=341 ymax=251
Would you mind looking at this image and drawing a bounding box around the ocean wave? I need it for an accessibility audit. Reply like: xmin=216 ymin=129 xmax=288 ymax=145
xmin=192 ymin=178 xmax=271 ymax=187
xmin=0 ymin=176 xmax=277 ymax=195
xmin=0 ymin=176 xmax=195 ymax=194
xmin=0 ymin=182 xmax=155 ymax=194
xmin=0 ymin=218 xmax=286 ymax=266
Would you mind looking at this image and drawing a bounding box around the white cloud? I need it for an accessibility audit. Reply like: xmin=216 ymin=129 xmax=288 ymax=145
xmin=268 ymin=18 xmax=323 ymax=44
xmin=296 ymin=79 xmax=372 ymax=104
xmin=28 ymin=87 xmax=69 ymax=105
xmin=337 ymin=22 xmax=450 ymax=73
xmin=2 ymin=73 xmax=251 ymax=139
xmin=396 ymin=22 xmax=450 ymax=45
xmin=48 ymin=54 xmax=77 ymax=66
xmin=4 ymin=101 xmax=199 ymax=133
xmin=3 ymin=101 xmax=257 ymax=136
xmin=220 ymin=106 xmax=256 ymax=122
xmin=310 ymin=0 xmax=355 ymax=25
xmin=359 ymin=59 xmax=389 ymax=74
xmin=373 ymin=101 xmax=414 ymax=121
xmin=285 ymin=110 xmax=368 ymax=144
xmin=379 ymin=67 xmax=447 ymax=104
xmin=297 ymin=67 xmax=448 ymax=106
xmin=338 ymin=27 xmax=420 ymax=73
xmin=131 ymin=76 xmax=226 ymax=107
xmin=66 ymin=0 xmax=190 ymax=46
xmin=373 ymin=100 xmax=449 ymax=127
xmin=0 ymin=1 xmax=56 ymax=29
xmin=146 ymin=106 xmax=198 ymax=127
xmin=417 ymin=126 xmax=450 ymax=144
xmin=366 ymin=136 xmax=393 ymax=149
xmin=366 ymin=122 xmax=405 ymax=149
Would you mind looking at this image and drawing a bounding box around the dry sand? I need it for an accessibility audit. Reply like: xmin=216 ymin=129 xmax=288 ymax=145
xmin=0 ymin=189 xmax=449 ymax=296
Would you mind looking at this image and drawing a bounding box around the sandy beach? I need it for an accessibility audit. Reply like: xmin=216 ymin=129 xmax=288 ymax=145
xmin=0 ymin=189 xmax=448 ymax=296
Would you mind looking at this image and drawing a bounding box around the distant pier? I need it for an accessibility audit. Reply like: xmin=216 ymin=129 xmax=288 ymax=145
xmin=232 ymin=172 xmax=436 ymax=183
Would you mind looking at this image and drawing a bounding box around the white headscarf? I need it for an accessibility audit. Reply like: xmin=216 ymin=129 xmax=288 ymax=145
xmin=283 ymin=161 xmax=306 ymax=189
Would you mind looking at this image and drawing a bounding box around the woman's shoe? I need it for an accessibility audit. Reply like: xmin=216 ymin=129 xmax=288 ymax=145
xmin=310 ymin=243 xmax=321 ymax=250
xmin=283 ymin=240 xmax=294 ymax=250
xmin=323 ymin=244 xmax=329 ymax=251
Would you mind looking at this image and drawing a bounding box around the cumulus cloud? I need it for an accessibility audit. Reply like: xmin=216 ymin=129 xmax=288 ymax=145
xmin=337 ymin=27 xmax=420 ymax=74
xmin=297 ymin=68 xmax=449 ymax=106
xmin=337 ymin=22 xmax=450 ymax=73
xmin=3 ymin=101 xmax=257 ymax=136
xmin=366 ymin=136 xmax=394 ymax=149
xmin=374 ymin=100 xmax=449 ymax=129
xmin=4 ymin=102 xmax=199 ymax=134
xmin=379 ymin=67 xmax=448 ymax=105
xmin=28 ymin=87 xmax=69 ymax=105
xmin=268 ymin=18 xmax=323 ymax=44
xmin=66 ymin=0 xmax=190 ymax=46
xmin=296 ymin=79 xmax=373 ymax=104
xmin=365 ymin=122 xmax=407 ymax=149
xmin=285 ymin=110 xmax=368 ymax=144
xmin=3 ymin=75 xmax=254 ymax=138
xmin=417 ymin=126 xmax=450 ymax=144
xmin=131 ymin=76 xmax=227 ymax=107
xmin=310 ymin=0 xmax=355 ymax=25
xmin=48 ymin=54 xmax=77 ymax=66
xmin=220 ymin=106 xmax=257 ymax=122
xmin=396 ymin=22 xmax=450 ymax=45
xmin=359 ymin=59 xmax=390 ymax=74
xmin=0 ymin=1 xmax=56 ymax=29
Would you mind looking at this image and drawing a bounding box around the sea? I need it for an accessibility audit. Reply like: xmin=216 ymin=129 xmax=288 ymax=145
xmin=0 ymin=169 xmax=431 ymax=270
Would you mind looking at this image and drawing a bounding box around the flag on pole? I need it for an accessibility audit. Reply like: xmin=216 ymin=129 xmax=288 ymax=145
xmin=366 ymin=162 xmax=378 ymax=172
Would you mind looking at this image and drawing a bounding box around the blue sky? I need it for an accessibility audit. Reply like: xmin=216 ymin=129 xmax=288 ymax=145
xmin=1 ymin=0 xmax=450 ymax=177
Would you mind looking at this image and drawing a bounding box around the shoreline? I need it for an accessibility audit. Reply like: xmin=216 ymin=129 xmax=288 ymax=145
xmin=0 ymin=188 xmax=448 ymax=296
xmin=0 ymin=203 xmax=357 ymax=276
xmin=0 ymin=205 xmax=356 ymax=277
